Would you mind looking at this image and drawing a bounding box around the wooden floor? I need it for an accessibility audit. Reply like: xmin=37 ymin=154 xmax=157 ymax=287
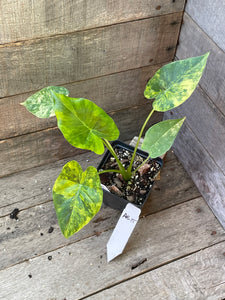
xmin=1 ymin=147 xmax=225 ymax=300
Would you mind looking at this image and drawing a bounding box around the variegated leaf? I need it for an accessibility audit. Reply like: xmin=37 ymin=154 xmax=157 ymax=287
xmin=21 ymin=86 xmax=69 ymax=118
xmin=144 ymin=53 xmax=209 ymax=112
xmin=53 ymin=161 xmax=103 ymax=238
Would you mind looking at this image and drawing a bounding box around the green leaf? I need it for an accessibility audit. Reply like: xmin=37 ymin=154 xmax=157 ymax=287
xmin=53 ymin=161 xmax=103 ymax=238
xmin=144 ymin=53 xmax=209 ymax=112
xmin=21 ymin=86 xmax=69 ymax=118
xmin=53 ymin=93 xmax=120 ymax=155
xmin=141 ymin=118 xmax=185 ymax=158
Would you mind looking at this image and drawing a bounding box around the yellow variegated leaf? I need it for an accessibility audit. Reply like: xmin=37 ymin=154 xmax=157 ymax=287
xmin=53 ymin=161 xmax=103 ymax=238
xmin=144 ymin=53 xmax=209 ymax=112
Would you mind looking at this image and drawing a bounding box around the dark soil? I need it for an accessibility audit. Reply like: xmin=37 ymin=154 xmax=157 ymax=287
xmin=10 ymin=208 xmax=19 ymax=220
xmin=99 ymin=147 xmax=161 ymax=206
xmin=48 ymin=226 xmax=54 ymax=233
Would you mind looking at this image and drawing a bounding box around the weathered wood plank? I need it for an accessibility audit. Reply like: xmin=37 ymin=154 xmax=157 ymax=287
xmin=0 ymin=13 xmax=183 ymax=98
xmin=186 ymin=0 xmax=225 ymax=52
xmin=0 ymin=201 xmax=121 ymax=271
xmin=0 ymin=198 xmax=224 ymax=299
xmin=0 ymin=64 xmax=163 ymax=139
xmin=0 ymin=0 xmax=185 ymax=44
xmin=0 ymin=153 xmax=200 ymax=269
xmin=169 ymin=86 xmax=225 ymax=172
xmin=0 ymin=127 xmax=85 ymax=177
xmin=0 ymin=151 xmax=103 ymax=215
xmin=142 ymin=158 xmax=200 ymax=215
xmin=0 ymin=105 xmax=162 ymax=177
xmin=88 ymin=241 xmax=225 ymax=300
xmin=0 ymin=146 xmax=184 ymax=217
xmin=164 ymin=115 xmax=225 ymax=230
xmin=176 ymin=13 xmax=225 ymax=116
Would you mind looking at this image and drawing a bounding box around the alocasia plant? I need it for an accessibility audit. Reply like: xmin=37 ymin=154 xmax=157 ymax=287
xmin=21 ymin=53 xmax=209 ymax=238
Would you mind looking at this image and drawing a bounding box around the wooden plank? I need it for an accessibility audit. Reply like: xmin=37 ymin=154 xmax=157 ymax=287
xmin=0 ymin=13 xmax=183 ymax=98
xmin=0 ymin=0 xmax=186 ymax=44
xmin=0 ymin=127 xmax=85 ymax=177
xmin=0 ymin=200 xmax=121 ymax=271
xmin=169 ymin=86 xmax=225 ymax=172
xmin=0 ymin=144 xmax=194 ymax=217
xmin=176 ymin=13 xmax=225 ymax=116
xmin=185 ymin=0 xmax=225 ymax=52
xmin=0 ymin=151 xmax=103 ymax=215
xmin=0 ymin=198 xmax=224 ymax=299
xmin=164 ymin=115 xmax=225 ymax=229
xmin=88 ymin=241 xmax=225 ymax=299
xmin=0 ymin=158 xmax=200 ymax=269
xmin=0 ymin=64 xmax=163 ymax=139
xmin=0 ymin=105 xmax=162 ymax=177
xmin=142 ymin=158 xmax=200 ymax=215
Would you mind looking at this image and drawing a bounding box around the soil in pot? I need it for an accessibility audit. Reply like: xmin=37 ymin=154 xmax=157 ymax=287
xmin=99 ymin=146 xmax=161 ymax=207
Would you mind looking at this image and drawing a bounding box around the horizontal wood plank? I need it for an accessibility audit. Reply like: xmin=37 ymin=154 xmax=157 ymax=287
xmin=0 ymin=0 xmax=185 ymax=44
xmin=176 ymin=13 xmax=225 ymax=116
xmin=0 ymin=157 xmax=200 ymax=269
xmin=0 ymin=147 xmax=185 ymax=216
xmin=0 ymin=13 xmax=183 ymax=98
xmin=0 ymin=65 xmax=163 ymax=139
xmin=164 ymin=114 xmax=225 ymax=229
xmin=0 ymin=105 xmax=162 ymax=177
xmin=186 ymin=0 xmax=225 ymax=52
xmin=142 ymin=158 xmax=200 ymax=215
xmin=89 ymin=241 xmax=225 ymax=300
xmin=0 ymin=127 xmax=85 ymax=177
xmin=0 ymin=197 xmax=224 ymax=299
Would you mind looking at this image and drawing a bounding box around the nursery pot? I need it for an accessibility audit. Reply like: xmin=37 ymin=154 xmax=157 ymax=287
xmin=97 ymin=140 xmax=163 ymax=212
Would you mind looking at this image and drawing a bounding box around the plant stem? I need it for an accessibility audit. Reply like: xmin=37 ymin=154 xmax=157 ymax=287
xmin=131 ymin=155 xmax=150 ymax=176
xmin=98 ymin=169 xmax=123 ymax=175
xmin=127 ymin=109 xmax=155 ymax=176
xmin=102 ymin=139 xmax=130 ymax=180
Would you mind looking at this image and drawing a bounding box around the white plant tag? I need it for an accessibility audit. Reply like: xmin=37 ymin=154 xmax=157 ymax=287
xmin=101 ymin=184 xmax=110 ymax=192
xmin=107 ymin=203 xmax=141 ymax=262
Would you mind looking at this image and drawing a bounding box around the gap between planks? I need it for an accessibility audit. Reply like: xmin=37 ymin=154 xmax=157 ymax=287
xmin=83 ymin=240 xmax=225 ymax=300
xmin=0 ymin=11 xmax=184 ymax=48
xmin=0 ymin=197 xmax=224 ymax=299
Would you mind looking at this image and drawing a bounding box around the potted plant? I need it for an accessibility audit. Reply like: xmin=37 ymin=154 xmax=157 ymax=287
xmin=21 ymin=53 xmax=209 ymax=238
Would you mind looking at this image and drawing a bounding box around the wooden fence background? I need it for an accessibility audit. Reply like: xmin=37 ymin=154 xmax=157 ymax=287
xmin=164 ymin=0 xmax=225 ymax=229
xmin=0 ymin=0 xmax=185 ymax=177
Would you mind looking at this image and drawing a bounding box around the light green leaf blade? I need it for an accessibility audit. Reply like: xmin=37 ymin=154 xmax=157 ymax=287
xmin=53 ymin=93 xmax=120 ymax=155
xmin=144 ymin=53 xmax=209 ymax=112
xmin=53 ymin=161 xmax=103 ymax=238
xmin=21 ymin=86 xmax=69 ymax=118
xmin=141 ymin=118 xmax=185 ymax=158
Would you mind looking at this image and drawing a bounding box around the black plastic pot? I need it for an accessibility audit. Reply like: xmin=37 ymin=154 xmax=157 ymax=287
xmin=97 ymin=140 xmax=163 ymax=212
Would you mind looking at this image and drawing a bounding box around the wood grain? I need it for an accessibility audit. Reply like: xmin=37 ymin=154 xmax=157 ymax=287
xmin=0 ymin=13 xmax=183 ymax=98
xmin=186 ymin=0 xmax=225 ymax=52
xmin=176 ymin=13 xmax=225 ymax=116
xmin=0 ymin=105 xmax=162 ymax=177
xmin=88 ymin=241 xmax=225 ymax=300
xmin=0 ymin=127 xmax=85 ymax=177
xmin=0 ymin=156 xmax=200 ymax=269
xmin=0 ymin=64 xmax=163 ymax=139
xmin=164 ymin=114 xmax=225 ymax=230
xmin=0 ymin=0 xmax=185 ymax=44
xmin=171 ymin=86 xmax=225 ymax=172
xmin=0 ymin=197 xmax=224 ymax=299
xmin=0 ymin=148 xmax=199 ymax=217
xmin=172 ymin=11 xmax=225 ymax=229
